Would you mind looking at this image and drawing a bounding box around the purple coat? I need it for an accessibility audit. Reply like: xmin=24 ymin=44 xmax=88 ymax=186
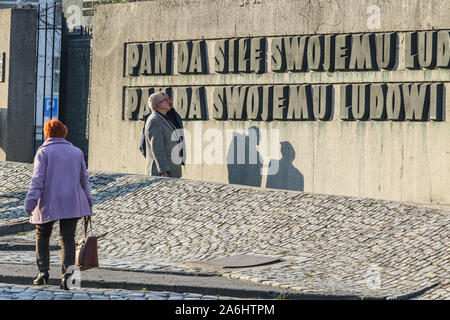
xmin=24 ymin=138 xmax=93 ymax=224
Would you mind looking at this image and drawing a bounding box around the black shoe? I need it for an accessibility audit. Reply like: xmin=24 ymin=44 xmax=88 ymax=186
xmin=33 ymin=270 xmax=49 ymax=285
xmin=60 ymin=277 xmax=69 ymax=290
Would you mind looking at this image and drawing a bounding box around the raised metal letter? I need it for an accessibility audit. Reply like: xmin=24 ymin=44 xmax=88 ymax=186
xmin=189 ymin=87 xmax=208 ymax=120
xmin=215 ymin=40 xmax=228 ymax=73
xmin=246 ymin=86 xmax=262 ymax=120
xmin=250 ymin=38 xmax=266 ymax=73
xmin=323 ymin=35 xmax=335 ymax=71
xmin=284 ymin=36 xmax=307 ymax=72
xmin=430 ymin=83 xmax=444 ymax=121
xmin=307 ymin=35 xmax=324 ymax=71
xmin=386 ymin=84 xmax=403 ymax=120
xmin=273 ymin=86 xmax=288 ymax=120
xmin=402 ymin=83 xmax=429 ymax=121
xmin=437 ymin=31 xmax=450 ymax=68
xmin=271 ymin=38 xmax=286 ymax=72
xmin=154 ymin=42 xmax=172 ymax=75
xmin=226 ymin=86 xmax=247 ymax=119
xmin=138 ymin=87 xmax=153 ymax=120
xmin=418 ymin=31 xmax=437 ymax=69
xmin=177 ymin=42 xmax=190 ymax=74
xmin=261 ymin=86 xmax=273 ymax=121
xmin=238 ymin=39 xmax=250 ymax=73
xmin=376 ymin=33 xmax=396 ymax=70
xmin=127 ymin=44 xmax=141 ymax=76
xmin=288 ymin=85 xmax=313 ymax=120
xmin=126 ymin=88 xmax=140 ymax=120
xmin=139 ymin=43 xmax=152 ymax=75
xmin=405 ymin=32 xmax=419 ymax=69
xmin=349 ymin=34 xmax=375 ymax=70
xmin=313 ymin=85 xmax=332 ymax=120
xmin=189 ymin=41 xmax=207 ymax=74
xmin=213 ymin=87 xmax=227 ymax=120
xmin=335 ymin=35 xmax=350 ymax=71
xmin=351 ymin=84 xmax=370 ymax=120
xmin=369 ymin=84 xmax=387 ymax=120
xmin=339 ymin=85 xmax=353 ymax=120
xmin=176 ymin=87 xmax=190 ymax=119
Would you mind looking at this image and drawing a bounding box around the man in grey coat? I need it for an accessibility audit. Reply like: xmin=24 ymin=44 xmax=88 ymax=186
xmin=145 ymin=92 xmax=183 ymax=178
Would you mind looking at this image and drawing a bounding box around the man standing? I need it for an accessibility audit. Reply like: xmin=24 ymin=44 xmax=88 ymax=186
xmin=145 ymin=92 xmax=183 ymax=178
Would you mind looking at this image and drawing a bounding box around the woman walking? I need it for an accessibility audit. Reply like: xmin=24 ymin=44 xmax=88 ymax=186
xmin=24 ymin=120 xmax=93 ymax=290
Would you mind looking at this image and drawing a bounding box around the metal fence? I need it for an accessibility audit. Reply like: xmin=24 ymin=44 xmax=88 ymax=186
xmin=34 ymin=1 xmax=62 ymax=152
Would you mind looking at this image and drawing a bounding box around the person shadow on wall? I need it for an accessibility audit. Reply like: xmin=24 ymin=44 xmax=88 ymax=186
xmin=266 ymin=141 xmax=304 ymax=191
xmin=226 ymin=126 xmax=263 ymax=187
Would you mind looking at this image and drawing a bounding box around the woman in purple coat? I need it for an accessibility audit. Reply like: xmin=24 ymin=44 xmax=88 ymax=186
xmin=24 ymin=120 xmax=93 ymax=290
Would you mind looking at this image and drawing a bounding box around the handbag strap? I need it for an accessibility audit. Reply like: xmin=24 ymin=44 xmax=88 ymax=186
xmin=76 ymin=216 xmax=93 ymax=245
xmin=83 ymin=216 xmax=94 ymax=238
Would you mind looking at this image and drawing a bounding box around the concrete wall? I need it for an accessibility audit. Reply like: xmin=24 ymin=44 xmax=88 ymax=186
xmin=88 ymin=0 xmax=450 ymax=204
xmin=0 ymin=10 xmax=12 ymax=160
xmin=0 ymin=9 xmax=37 ymax=163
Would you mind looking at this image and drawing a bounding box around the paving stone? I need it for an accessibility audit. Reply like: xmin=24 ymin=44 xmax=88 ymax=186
xmin=72 ymin=294 xmax=90 ymax=300
xmin=103 ymin=291 xmax=122 ymax=296
xmin=53 ymin=292 xmax=73 ymax=297
xmin=33 ymin=295 xmax=53 ymax=300
xmin=87 ymin=290 xmax=105 ymax=296
xmin=90 ymin=295 xmax=110 ymax=300
xmin=184 ymin=294 xmax=204 ymax=298
xmin=149 ymin=292 xmax=170 ymax=297
xmin=202 ymin=296 xmax=220 ymax=300
xmin=145 ymin=295 xmax=168 ymax=300
xmin=53 ymin=296 xmax=73 ymax=300
xmin=1 ymin=161 xmax=449 ymax=300
xmin=16 ymin=296 xmax=35 ymax=300
xmin=127 ymin=296 xmax=146 ymax=300
xmin=126 ymin=292 xmax=146 ymax=297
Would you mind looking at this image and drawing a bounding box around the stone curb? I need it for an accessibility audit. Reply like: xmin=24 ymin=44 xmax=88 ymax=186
xmin=0 ymin=273 xmax=387 ymax=300
xmin=98 ymin=266 xmax=218 ymax=277
xmin=386 ymin=283 xmax=440 ymax=300
xmin=0 ymin=222 xmax=34 ymax=236
xmin=0 ymin=262 xmax=387 ymax=300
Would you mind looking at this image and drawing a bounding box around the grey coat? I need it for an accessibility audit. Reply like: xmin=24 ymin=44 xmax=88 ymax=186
xmin=144 ymin=111 xmax=182 ymax=178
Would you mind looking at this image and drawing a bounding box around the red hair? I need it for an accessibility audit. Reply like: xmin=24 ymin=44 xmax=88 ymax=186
xmin=44 ymin=120 xmax=68 ymax=139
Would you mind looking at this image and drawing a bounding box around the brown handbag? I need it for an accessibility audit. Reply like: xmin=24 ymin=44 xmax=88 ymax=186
xmin=75 ymin=216 xmax=99 ymax=271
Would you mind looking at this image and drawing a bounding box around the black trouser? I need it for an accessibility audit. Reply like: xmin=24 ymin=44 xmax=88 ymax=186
xmin=35 ymin=218 xmax=79 ymax=278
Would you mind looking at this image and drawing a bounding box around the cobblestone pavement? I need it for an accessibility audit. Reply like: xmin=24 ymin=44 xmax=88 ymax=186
xmin=0 ymin=283 xmax=227 ymax=300
xmin=0 ymin=161 xmax=448 ymax=300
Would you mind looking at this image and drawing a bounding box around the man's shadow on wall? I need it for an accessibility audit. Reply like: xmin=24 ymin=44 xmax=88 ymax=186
xmin=226 ymin=127 xmax=263 ymax=187
xmin=226 ymin=127 xmax=304 ymax=191
xmin=266 ymin=141 xmax=304 ymax=192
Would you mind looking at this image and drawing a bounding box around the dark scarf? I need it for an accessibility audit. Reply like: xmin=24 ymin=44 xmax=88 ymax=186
xmin=156 ymin=109 xmax=183 ymax=130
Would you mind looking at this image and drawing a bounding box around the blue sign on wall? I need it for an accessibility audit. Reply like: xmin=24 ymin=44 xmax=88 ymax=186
xmin=43 ymin=97 xmax=58 ymax=122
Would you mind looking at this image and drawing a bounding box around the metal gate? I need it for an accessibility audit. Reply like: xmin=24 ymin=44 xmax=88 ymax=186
xmin=33 ymin=1 xmax=62 ymax=152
